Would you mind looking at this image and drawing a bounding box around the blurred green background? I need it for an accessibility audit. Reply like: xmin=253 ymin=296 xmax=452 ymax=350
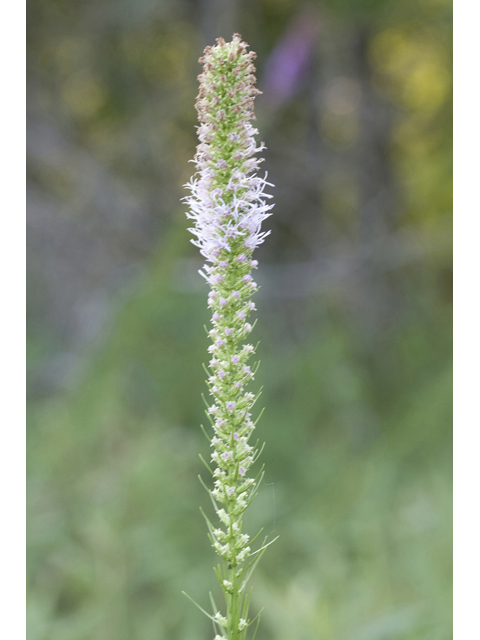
xmin=27 ymin=0 xmax=452 ymax=639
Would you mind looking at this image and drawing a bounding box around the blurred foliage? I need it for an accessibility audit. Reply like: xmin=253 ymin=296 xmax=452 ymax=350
xmin=28 ymin=220 xmax=451 ymax=640
xmin=27 ymin=0 xmax=452 ymax=639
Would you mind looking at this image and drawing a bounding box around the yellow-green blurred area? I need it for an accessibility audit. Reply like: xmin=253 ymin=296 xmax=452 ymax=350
xmin=27 ymin=0 xmax=452 ymax=638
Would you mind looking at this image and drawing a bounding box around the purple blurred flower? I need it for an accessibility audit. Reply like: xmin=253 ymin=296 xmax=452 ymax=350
xmin=261 ymin=11 xmax=321 ymax=108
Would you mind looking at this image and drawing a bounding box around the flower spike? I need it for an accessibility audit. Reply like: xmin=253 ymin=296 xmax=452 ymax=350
xmin=183 ymin=34 xmax=275 ymax=639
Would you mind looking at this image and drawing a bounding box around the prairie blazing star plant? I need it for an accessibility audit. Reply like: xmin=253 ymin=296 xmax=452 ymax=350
xmin=182 ymin=34 xmax=276 ymax=639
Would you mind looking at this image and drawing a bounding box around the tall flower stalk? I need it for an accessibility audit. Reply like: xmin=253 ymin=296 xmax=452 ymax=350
xmin=183 ymin=34 xmax=275 ymax=640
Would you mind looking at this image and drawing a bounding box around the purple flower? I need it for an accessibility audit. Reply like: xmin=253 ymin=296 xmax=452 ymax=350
xmin=261 ymin=11 xmax=320 ymax=109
